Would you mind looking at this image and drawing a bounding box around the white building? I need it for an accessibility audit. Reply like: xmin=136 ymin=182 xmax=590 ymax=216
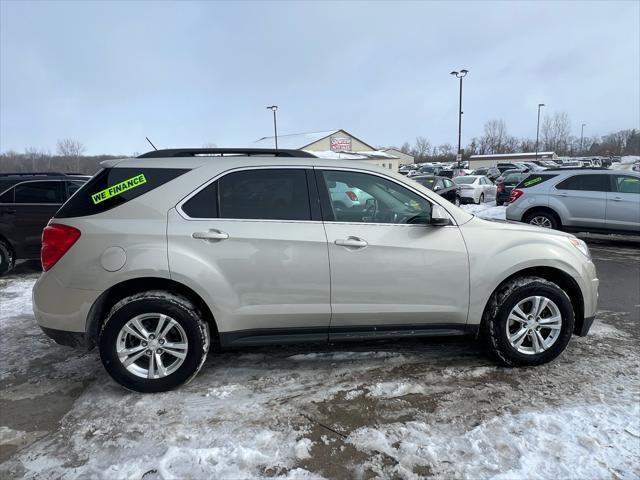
xmin=253 ymin=129 xmax=400 ymax=170
xmin=469 ymin=152 xmax=557 ymax=168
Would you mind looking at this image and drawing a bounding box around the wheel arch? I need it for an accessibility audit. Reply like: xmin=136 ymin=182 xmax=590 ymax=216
xmin=522 ymin=206 xmax=562 ymax=228
xmin=86 ymin=277 xmax=219 ymax=348
xmin=480 ymin=266 xmax=585 ymax=337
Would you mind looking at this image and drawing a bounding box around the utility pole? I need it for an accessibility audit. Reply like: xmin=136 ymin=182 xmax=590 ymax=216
xmin=535 ymin=103 xmax=545 ymax=161
xmin=450 ymin=69 xmax=468 ymax=170
xmin=580 ymin=123 xmax=586 ymax=154
xmin=266 ymin=106 xmax=279 ymax=149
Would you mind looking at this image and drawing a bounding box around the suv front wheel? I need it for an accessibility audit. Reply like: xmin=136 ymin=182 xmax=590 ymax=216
xmin=99 ymin=291 xmax=210 ymax=392
xmin=524 ymin=210 xmax=559 ymax=230
xmin=484 ymin=276 xmax=574 ymax=366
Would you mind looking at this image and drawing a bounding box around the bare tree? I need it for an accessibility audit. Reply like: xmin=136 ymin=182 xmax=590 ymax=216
xmin=541 ymin=112 xmax=572 ymax=154
xmin=412 ymin=137 xmax=431 ymax=162
xmin=56 ymin=138 xmax=85 ymax=172
xmin=202 ymin=142 xmax=218 ymax=148
xmin=481 ymin=119 xmax=509 ymax=154
xmin=400 ymin=142 xmax=412 ymax=154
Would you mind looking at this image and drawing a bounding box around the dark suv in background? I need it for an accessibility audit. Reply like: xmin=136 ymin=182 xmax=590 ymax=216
xmin=0 ymin=173 xmax=89 ymax=274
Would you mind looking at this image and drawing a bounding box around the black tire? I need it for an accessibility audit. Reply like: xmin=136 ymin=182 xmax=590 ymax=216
xmin=477 ymin=193 xmax=485 ymax=204
xmin=0 ymin=240 xmax=15 ymax=276
xmin=483 ymin=276 xmax=574 ymax=367
xmin=496 ymin=200 xmax=504 ymax=206
xmin=99 ymin=291 xmax=210 ymax=393
xmin=523 ymin=210 xmax=560 ymax=230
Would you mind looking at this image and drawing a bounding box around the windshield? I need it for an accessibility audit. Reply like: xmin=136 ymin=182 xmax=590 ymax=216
xmin=454 ymin=176 xmax=477 ymax=185
xmin=504 ymin=172 xmax=526 ymax=183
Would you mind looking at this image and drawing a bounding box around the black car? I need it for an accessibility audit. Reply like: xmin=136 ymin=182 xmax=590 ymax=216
xmin=411 ymin=175 xmax=461 ymax=206
xmin=0 ymin=173 xmax=89 ymax=274
xmin=495 ymin=170 xmax=529 ymax=206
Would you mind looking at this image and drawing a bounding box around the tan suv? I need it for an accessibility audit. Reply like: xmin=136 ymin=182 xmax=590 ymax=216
xmin=32 ymin=148 xmax=599 ymax=392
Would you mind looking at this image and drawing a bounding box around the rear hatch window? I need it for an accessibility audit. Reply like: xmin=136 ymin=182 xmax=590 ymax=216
xmin=516 ymin=174 xmax=558 ymax=189
xmin=55 ymin=167 xmax=189 ymax=218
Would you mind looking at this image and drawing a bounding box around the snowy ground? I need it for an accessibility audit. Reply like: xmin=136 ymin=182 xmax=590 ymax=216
xmin=459 ymin=201 xmax=507 ymax=221
xmin=1 ymin=233 xmax=639 ymax=479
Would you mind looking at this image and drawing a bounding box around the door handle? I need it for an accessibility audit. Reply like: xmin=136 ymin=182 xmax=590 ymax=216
xmin=192 ymin=230 xmax=229 ymax=241
xmin=559 ymin=193 xmax=568 ymax=197
xmin=1 ymin=209 xmax=16 ymax=215
xmin=335 ymin=237 xmax=368 ymax=249
xmin=611 ymin=197 xmax=622 ymax=202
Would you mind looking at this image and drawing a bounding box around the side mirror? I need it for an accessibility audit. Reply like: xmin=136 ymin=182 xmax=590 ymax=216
xmin=430 ymin=205 xmax=451 ymax=226
xmin=434 ymin=185 xmax=442 ymax=191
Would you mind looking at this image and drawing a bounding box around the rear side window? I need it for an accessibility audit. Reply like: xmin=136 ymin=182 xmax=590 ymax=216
xmin=0 ymin=188 xmax=13 ymax=203
xmin=518 ymin=174 xmax=558 ymax=189
xmin=555 ymin=174 xmax=609 ymax=192
xmin=56 ymin=168 xmax=189 ymax=218
xmin=218 ymin=169 xmax=311 ymax=221
xmin=182 ymin=181 xmax=218 ymax=218
xmin=14 ymin=181 xmax=64 ymax=204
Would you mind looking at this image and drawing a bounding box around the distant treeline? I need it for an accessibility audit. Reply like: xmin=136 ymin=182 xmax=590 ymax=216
xmin=0 ymin=153 xmax=127 ymax=175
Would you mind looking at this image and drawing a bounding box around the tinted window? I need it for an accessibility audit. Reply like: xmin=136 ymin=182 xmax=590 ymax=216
xmin=321 ymin=170 xmax=431 ymax=224
xmin=182 ymin=181 xmax=218 ymax=218
xmin=14 ymin=181 xmax=64 ymax=204
xmin=556 ymin=174 xmax=609 ymax=192
xmin=518 ymin=174 xmax=558 ymax=188
xmin=218 ymin=169 xmax=311 ymax=221
xmin=614 ymin=175 xmax=640 ymax=194
xmin=0 ymin=188 xmax=13 ymax=203
xmin=443 ymin=178 xmax=454 ymax=188
xmin=56 ymin=168 xmax=189 ymax=218
xmin=66 ymin=181 xmax=85 ymax=199
xmin=504 ymin=172 xmax=527 ymax=183
xmin=434 ymin=179 xmax=445 ymax=190
xmin=413 ymin=177 xmax=435 ymax=189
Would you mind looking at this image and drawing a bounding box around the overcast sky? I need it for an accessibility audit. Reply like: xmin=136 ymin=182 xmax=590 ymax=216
xmin=1 ymin=0 xmax=639 ymax=155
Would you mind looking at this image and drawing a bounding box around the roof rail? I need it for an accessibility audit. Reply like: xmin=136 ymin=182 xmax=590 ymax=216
xmin=0 ymin=172 xmax=67 ymax=177
xmin=137 ymin=148 xmax=317 ymax=159
xmin=543 ymin=167 xmax=610 ymax=171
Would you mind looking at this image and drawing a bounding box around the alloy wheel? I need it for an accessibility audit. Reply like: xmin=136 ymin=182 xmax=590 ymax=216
xmin=529 ymin=215 xmax=553 ymax=228
xmin=116 ymin=313 xmax=188 ymax=379
xmin=506 ymin=296 xmax=562 ymax=355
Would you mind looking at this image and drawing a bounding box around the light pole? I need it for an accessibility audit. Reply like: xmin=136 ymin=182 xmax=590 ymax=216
xmin=450 ymin=69 xmax=468 ymax=170
xmin=535 ymin=103 xmax=545 ymax=161
xmin=266 ymin=105 xmax=279 ymax=149
xmin=580 ymin=123 xmax=586 ymax=154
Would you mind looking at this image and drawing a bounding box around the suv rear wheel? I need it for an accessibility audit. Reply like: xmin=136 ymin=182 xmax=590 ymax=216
xmin=0 ymin=240 xmax=15 ymax=275
xmin=524 ymin=210 xmax=559 ymax=230
xmin=99 ymin=291 xmax=210 ymax=392
xmin=484 ymin=276 xmax=574 ymax=366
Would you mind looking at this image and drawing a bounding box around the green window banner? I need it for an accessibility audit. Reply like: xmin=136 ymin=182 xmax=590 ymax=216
xmin=524 ymin=176 xmax=543 ymax=187
xmin=91 ymin=174 xmax=147 ymax=205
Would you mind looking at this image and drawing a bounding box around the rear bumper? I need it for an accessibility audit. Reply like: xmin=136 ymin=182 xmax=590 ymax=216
xmin=33 ymin=271 xmax=102 ymax=338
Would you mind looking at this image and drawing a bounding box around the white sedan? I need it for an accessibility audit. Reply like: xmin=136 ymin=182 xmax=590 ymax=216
xmin=453 ymin=175 xmax=497 ymax=204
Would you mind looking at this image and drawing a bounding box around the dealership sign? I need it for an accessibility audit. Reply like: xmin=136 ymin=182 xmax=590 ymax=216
xmin=330 ymin=137 xmax=352 ymax=152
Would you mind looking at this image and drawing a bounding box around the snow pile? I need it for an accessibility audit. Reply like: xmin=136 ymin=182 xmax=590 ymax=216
xmin=460 ymin=202 xmax=507 ymax=221
xmin=347 ymin=402 xmax=640 ymax=479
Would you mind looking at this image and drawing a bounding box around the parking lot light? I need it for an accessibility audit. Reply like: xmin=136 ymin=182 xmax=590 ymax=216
xmin=535 ymin=103 xmax=545 ymax=161
xmin=450 ymin=69 xmax=469 ymax=171
xmin=266 ymin=105 xmax=279 ymax=149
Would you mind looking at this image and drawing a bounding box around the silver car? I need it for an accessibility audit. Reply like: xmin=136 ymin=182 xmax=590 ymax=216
xmin=33 ymin=148 xmax=599 ymax=392
xmin=506 ymin=168 xmax=640 ymax=234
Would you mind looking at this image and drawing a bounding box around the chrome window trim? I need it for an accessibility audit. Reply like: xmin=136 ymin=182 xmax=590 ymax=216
xmin=176 ymin=165 xmax=314 ymax=222
xmin=315 ymin=166 xmax=459 ymax=226
xmin=0 ymin=179 xmax=74 ymax=205
xmin=176 ymin=164 xmax=458 ymax=226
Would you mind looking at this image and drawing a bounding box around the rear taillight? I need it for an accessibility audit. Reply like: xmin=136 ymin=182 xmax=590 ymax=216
xmin=510 ymin=189 xmax=524 ymax=203
xmin=346 ymin=191 xmax=358 ymax=201
xmin=41 ymin=224 xmax=81 ymax=271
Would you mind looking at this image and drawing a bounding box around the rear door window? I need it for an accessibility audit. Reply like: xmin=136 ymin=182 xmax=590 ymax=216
xmin=555 ymin=174 xmax=609 ymax=192
xmin=14 ymin=181 xmax=64 ymax=204
xmin=218 ymin=169 xmax=311 ymax=221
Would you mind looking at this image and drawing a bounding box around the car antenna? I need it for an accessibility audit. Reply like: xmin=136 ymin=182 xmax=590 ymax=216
xmin=145 ymin=137 xmax=158 ymax=151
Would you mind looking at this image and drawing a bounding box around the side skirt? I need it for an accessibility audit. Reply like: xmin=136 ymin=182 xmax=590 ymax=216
xmin=219 ymin=324 xmax=469 ymax=348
